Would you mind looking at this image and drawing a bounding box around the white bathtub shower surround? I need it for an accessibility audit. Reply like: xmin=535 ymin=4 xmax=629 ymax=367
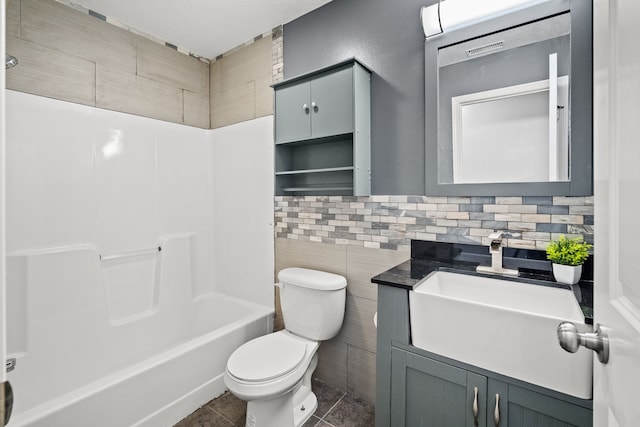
xmin=6 ymin=90 xmax=274 ymax=307
xmin=209 ymin=117 xmax=275 ymax=303
xmin=5 ymin=91 xmax=275 ymax=426
xmin=6 ymin=90 xmax=214 ymax=298
xmin=7 ymin=246 xmax=271 ymax=426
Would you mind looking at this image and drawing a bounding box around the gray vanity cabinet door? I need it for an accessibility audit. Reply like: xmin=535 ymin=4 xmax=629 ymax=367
xmin=309 ymin=67 xmax=354 ymax=138
xmin=505 ymin=385 xmax=592 ymax=427
xmin=274 ymin=81 xmax=312 ymax=142
xmin=391 ymin=348 xmax=487 ymax=427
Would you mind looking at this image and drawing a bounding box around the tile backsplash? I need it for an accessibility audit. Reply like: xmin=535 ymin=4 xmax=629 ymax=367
xmin=275 ymin=195 xmax=594 ymax=252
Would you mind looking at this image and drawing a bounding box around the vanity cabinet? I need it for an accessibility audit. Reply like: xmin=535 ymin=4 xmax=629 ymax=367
xmin=391 ymin=347 xmax=592 ymax=427
xmin=375 ymin=283 xmax=592 ymax=427
xmin=273 ymin=59 xmax=371 ymax=196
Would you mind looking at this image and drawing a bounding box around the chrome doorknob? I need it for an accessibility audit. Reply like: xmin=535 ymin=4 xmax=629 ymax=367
xmin=557 ymin=322 xmax=609 ymax=364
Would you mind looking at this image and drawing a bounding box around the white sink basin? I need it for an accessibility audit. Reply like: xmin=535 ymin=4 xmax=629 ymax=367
xmin=409 ymin=271 xmax=592 ymax=399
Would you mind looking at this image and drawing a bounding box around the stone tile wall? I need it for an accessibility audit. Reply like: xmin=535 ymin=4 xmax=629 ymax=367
xmin=272 ymin=26 xmax=284 ymax=84
xmin=7 ymin=0 xmax=280 ymax=130
xmin=6 ymin=0 xmax=210 ymax=128
xmin=209 ymin=34 xmax=273 ymax=129
xmin=275 ymin=195 xmax=594 ymax=251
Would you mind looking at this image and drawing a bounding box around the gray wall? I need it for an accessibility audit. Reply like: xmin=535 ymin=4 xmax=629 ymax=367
xmin=283 ymin=0 xmax=436 ymax=195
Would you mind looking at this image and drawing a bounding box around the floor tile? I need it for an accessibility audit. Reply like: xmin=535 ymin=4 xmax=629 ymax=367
xmin=323 ymin=394 xmax=375 ymax=427
xmin=174 ymin=406 xmax=233 ymax=427
xmin=174 ymin=380 xmax=375 ymax=427
xmin=312 ymin=378 xmax=346 ymax=418
xmin=205 ymin=391 xmax=247 ymax=426
xmin=302 ymin=414 xmax=322 ymax=427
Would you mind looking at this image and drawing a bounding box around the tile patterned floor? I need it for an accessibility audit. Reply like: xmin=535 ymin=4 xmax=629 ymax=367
xmin=174 ymin=379 xmax=375 ymax=427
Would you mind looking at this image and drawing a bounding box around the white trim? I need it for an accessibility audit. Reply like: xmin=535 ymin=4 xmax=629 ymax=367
xmin=451 ymin=76 xmax=569 ymax=183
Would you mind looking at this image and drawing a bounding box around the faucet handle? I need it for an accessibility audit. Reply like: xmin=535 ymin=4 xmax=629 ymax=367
xmin=488 ymin=231 xmax=521 ymax=240
xmin=502 ymin=232 xmax=521 ymax=239
xmin=488 ymin=231 xmax=503 ymax=240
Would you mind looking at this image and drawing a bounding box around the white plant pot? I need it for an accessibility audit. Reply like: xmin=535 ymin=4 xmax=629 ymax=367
xmin=552 ymin=263 xmax=583 ymax=285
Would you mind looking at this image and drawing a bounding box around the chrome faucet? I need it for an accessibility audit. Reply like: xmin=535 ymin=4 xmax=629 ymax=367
xmin=476 ymin=231 xmax=519 ymax=276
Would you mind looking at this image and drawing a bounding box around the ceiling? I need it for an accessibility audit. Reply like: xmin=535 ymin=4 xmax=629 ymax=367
xmin=72 ymin=0 xmax=333 ymax=59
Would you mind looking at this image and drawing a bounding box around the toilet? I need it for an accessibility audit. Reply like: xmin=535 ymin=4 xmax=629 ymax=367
xmin=224 ymin=267 xmax=347 ymax=427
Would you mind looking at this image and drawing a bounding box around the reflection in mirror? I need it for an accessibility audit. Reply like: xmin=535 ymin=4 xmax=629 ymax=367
xmin=437 ymin=13 xmax=570 ymax=184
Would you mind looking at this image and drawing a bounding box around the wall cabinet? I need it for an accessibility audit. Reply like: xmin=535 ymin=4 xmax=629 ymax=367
xmin=273 ymin=59 xmax=371 ymax=196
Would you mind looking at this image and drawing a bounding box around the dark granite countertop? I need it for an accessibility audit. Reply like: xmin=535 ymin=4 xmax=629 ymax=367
xmin=372 ymin=240 xmax=594 ymax=324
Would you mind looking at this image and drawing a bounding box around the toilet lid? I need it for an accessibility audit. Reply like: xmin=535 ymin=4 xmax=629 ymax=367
xmin=227 ymin=333 xmax=307 ymax=382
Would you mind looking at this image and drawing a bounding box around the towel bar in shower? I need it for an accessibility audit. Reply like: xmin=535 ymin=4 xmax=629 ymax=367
xmin=99 ymin=246 xmax=161 ymax=262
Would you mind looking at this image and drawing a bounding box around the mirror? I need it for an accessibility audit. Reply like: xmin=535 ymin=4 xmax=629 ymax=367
xmin=425 ymin=0 xmax=592 ymax=196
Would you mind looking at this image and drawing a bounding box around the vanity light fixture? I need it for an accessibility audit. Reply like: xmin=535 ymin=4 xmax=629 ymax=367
xmin=420 ymin=0 xmax=552 ymax=38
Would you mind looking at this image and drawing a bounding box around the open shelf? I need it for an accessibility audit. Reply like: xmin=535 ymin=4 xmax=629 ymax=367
xmin=275 ymin=133 xmax=353 ymax=147
xmin=281 ymin=185 xmax=354 ymax=193
xmin=276 ymin=166 xmax=355 ymax=176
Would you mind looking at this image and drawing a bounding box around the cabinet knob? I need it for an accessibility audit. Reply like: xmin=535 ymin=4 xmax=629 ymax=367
xmin=302 ymin=104 xmax=310 ymax=114
xmin=311 ymin=101 xmax=318 ymax=112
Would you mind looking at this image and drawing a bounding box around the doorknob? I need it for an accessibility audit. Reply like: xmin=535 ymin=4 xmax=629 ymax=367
xmin=557 ymin=322 xmax=609 ymax=364
xmin=3 ymin=381 xmax=13 ymax=426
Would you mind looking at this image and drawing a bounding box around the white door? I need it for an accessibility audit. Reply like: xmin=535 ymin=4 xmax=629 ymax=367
xmin=593 ymin=0 xmax=640 ymax=425
xmin=1 ymin=0 xmax=9 ymax=422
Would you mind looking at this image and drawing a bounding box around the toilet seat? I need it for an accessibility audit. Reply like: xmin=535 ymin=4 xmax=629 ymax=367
xmin=224 ymin=330 xmax=319 ymax=401
xmin=227 ymin=332 xmax=307 ymax=382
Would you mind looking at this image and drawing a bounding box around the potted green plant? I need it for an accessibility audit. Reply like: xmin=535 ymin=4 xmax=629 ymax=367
xmin=546 ymin=236 xmax=592 ymax=285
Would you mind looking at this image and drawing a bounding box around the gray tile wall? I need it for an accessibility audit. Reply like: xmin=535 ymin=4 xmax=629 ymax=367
xmin=275 ymin=195 xmax=594 ymax=251
xmin=209 ymin=34 xmax=273 ymax=129
xmin=6 ymin=0 xmax=280 ymax=130
xmin=272 ymin=26 xmax=284 ymax=84
xmin=6 ymin=0 xmax=211 ymax=128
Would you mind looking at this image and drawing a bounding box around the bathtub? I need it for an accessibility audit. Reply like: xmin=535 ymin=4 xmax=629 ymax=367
xmin=5 ymin=236 xmax=274 ymax=427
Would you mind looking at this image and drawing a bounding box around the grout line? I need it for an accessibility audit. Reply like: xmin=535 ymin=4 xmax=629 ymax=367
xmin=309 ymin=415 xmax=323 ymax=427
xmin=317 ymin=420 xmax=337 ymax=427
xmin=208 ymin=407 xmax=236 ymax=427
xmin=316 ymin=392 xmax=347 ymax=423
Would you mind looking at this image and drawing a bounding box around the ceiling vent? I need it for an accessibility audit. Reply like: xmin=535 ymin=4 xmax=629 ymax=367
xmin=466 ymin=40 xmax=505 ymax=57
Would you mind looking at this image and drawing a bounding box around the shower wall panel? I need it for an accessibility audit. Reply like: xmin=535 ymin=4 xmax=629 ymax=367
xmin=6 ymin=90 xmax=213 ymax=296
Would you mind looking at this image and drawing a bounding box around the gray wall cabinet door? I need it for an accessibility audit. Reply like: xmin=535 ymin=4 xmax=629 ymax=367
xmin=309 ymin=67 xmax=354 ymax=138
xmin=274 ymin=82 xmax=312 ymax=142
xmin=391 ymin=348 xmax=487 ymax=427
xmin=275 ymin=67 xmax=354 ymax=142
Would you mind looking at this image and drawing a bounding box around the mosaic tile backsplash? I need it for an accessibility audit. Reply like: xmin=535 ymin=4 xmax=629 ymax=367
xmin=275 ymin=195 xmax=594 ymax=252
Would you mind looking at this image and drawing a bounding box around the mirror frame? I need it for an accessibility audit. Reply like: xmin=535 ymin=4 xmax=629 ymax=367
xmin=425 ymin=0 xmax=592 ymax=196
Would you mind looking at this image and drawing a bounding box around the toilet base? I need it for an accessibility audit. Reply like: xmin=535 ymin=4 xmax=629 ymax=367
xmin=244 ymin=389 xmax=317 ymax=427
xmin=244 ymin=354 xmax=318 ymax=427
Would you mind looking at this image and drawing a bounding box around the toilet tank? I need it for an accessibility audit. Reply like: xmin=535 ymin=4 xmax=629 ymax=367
xmin=277 ymin=268 xmax=347 ymax=341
